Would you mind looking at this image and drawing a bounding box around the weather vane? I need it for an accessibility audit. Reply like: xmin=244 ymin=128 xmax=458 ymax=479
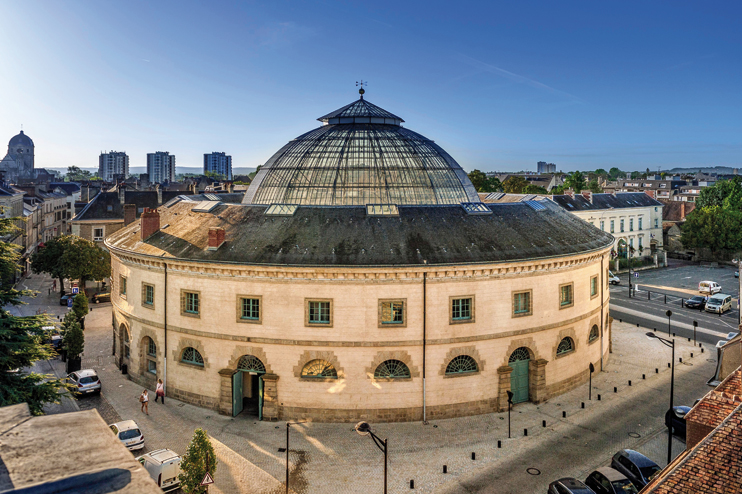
xmin=356 ymin=80 xmax=367 ymax=99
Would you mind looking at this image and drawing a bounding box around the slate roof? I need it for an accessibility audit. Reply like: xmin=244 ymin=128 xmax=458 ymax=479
xmin=550 ymin=192 xmax=663 ymax=211
xmin=50 ymin=182 xmax=81 ymax=195
xmin=106 ymin=199 xmax=614 ymax=266
xmin=642 ymin=369 xmax=742 ymax=494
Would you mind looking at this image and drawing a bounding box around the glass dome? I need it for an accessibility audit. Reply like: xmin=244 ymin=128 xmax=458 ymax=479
xmin=243 ymin=97 xmax=480 ymax=206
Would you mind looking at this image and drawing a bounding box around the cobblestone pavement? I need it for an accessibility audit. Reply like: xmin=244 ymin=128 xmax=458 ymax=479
xmin=15 ymin=273 xmax=719 ymax=494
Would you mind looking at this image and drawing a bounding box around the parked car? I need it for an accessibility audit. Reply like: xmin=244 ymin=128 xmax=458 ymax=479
xmin=547 ymin=478 xmax=596 ymax=494
xmin=698 ymin=281 xmax=721 ymax=295
xmin=705 ymin=294 xmax=732 ymax=314
xmin=110 ymin=420 xmax=145 ymax=451
xmin=610 ymin=450 xmax=661 ymax=490
xmin=59 ymin=294 xmax=71 ymax=306
xmin=608 ymin=271 xmax=620 ymax=285
xmin=585 ymin=467 xmax=638 ymax=494
xmin=716 ymin=331 xmax=739 ymax=349
xmin=684 ymin=295 xmax=707 ymax=310
xmin=137 ymin=449 xmax=182 ymax=492
xmin=66 ymin=369 xmax=101 ymax=396
xmin=92 ymin=291 xmax=111 ymax=303
xmin=665 ymin=406 xmax=691 ymax=439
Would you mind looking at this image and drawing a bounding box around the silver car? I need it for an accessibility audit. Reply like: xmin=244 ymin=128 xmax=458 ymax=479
xmin=67 ymin=369 xmax=101 ymax=396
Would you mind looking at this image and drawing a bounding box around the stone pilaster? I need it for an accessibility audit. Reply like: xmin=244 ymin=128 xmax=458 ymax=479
xmin=218 ymin=369 xmax=234 ymax=416
xmin=496 ymin=366 xmax=512 ymax=412
xmin=529 ymin=359 xmax=548 ymax=403
xmin=261 ymin=373 xmax=280 ymax=421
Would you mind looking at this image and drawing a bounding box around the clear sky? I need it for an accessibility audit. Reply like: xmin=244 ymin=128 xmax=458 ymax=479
xmin=0 ymin=1 xmax=740 ymax=173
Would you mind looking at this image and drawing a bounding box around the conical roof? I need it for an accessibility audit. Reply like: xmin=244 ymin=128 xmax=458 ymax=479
xmin=318 ymin=98 xmax=404 ymax=124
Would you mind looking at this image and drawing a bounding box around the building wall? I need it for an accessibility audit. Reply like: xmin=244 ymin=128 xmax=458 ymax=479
xmin=110 ymin=245 xmax=612 ymax=422
xmin=572 ymin=205 xmax=663 ymax=254
xmin=71 ymin=221 xmax=125 ymax=245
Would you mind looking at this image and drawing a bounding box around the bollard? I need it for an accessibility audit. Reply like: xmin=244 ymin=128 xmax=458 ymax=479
xmin=637 ymin=323 xmax=640 ymax=328
xmin=619 ymin=318 xmax=622 ymax=323
xmin=524 ymin=429 xmax=528 ymax=437
xmin=581 ymin=402 xmax=585 ymax=409
xmin=664 ymin=294 xmax=667 ymax=304
xmin=562 ymin=411 xmax=566 ymax=418
xmin=679 ymin=358 xmax=683 ymax=363
xmin=443 ymin=465 xmax=447 ymax=474
xmin=642 ymin=374 xmax=646 ymax=379
xmin=471 ymin=452 xmax=476 ymax=460
xmin=410 ymin=480 xmax=415 ymax=489
xmin=654 ymin=328 xmax=657 ymax=332
xmin=681 ymin=298 xmax=684 ymax=307
xmin=542 ymin=420 xmax=546 ymax=427
xmin=628 ymin=380 xmax=632 ymax=386
xmin=614 ymin=387 xmax=617 ymax=393
xmin=497 ymin=440 xmax=501 ymax=448
xmin=673 ymin=333 xmax=676 ymax=337
xmin=656 ymin=368 xmax=659 ymax=373
xmin=668 ymin=363 xmax=671 ymax=368
xmin=597 ymin=394 xmax=601 ymax=400
xmin=688 ymin=337 xmax=691 ymax=342
xmin=648 ymin=291 xmax=650 ymax=300
xmin=691 ymin=353 xmax=694 ymax=358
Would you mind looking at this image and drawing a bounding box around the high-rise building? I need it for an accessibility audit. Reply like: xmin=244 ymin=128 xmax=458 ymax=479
xmin=203 ymin=152 xmax=232 ymax=180
xmin=99 ymin=151 xmax=129 ymax=182
xmin=537 ymin=161 xmax=556 ymax=173
xmin=146 ymin=152 xmax=175 ymax=184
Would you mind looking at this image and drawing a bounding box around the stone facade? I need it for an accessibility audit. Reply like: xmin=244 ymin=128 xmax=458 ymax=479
xmin=108 ymin=245 xmax=613 ymax=422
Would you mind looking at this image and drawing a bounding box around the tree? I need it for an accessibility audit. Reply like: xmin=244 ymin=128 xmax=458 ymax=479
xmin=66 ymin=166 xmax=92 ymax=182
xmin=30 ymin=236 xmax=71 ymax=292
xmin=502 ymin=176 xmax=529 ymax=194
xmin=204 ymin=171 xmax=226 ymax=181
xmin=60 ymin=236 xmax=112 ymax=287
xmin=62 ymin=316 xmax=84 ymax=361
xmin=71 ymin=293 xmax=89 ymax=322
xmin=608 ymin=167 xmax=622 ymax=180
xmin=0 ymin=215 xmax=69 ymax=414
xmin=681 ymin=205 xmax=742 ymax=254
xmin=467 ymin=169 xmax=492 ymax=192
xmin=588 ymin=179 xmax=603 ymax=193
xmin=564 ymin=171 xmax=587 ymax=192
xmin=593 ymin=168 xmax=608 ymax=177
xmin=179 ymin=428 xmax=217 ymax=494
xmin=522 ymin=184 xmax=548 ymax=194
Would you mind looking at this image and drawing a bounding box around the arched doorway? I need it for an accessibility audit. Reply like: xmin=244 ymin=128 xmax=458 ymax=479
xmin=232 ymin=355 xmax=266 ymax=419
xmin=508 ymin=347 xmax=531 ymax=404
xmin=119 ymin=323 xmax=130 ymax=370
xmin=617 ymin=239 xmax=627 ymax=259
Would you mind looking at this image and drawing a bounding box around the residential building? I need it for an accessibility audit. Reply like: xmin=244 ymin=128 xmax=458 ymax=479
xmin=675 ymin=185 xmax=702 ymax=202
xmin=661 ymin=200 xmax=696 ymax=258
xmin=99 ymin=151 xmax=129 ymax=182
xmin=146 ymin=152 xmax=175 ymax=184
xmin=50 ymin=182 xmax=81 ymax=222
xmin=204 ymin=152 xmax=233 ymax=180
xmin=0 ymin=130 xmax=34 ymax=183
xmin=14 ymin=185 xmax=67 ymax=243
xmin=537 ymin=161 xmax=556 ymax=173
xmin=602 ymin=178 xmax=686 ymax=201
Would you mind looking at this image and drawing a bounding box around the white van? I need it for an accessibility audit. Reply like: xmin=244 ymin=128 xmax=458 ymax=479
xmin=705 ymin=294 xmax=732 ymax=314
xmin=608 ymin=271 xmax=620 ymax=285
xmin=137 ymin=449 xmax=182 ymax=492
xmin=698 ymin=281 xmax=721 ymax=295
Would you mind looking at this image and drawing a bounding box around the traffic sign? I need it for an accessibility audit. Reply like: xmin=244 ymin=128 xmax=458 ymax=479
xmin=72 ymin=287 xmax=79 ymax=294
xmin=200 ymin=473 xmax=214 ymax=486
xmin=67 ymin=298 xmax=73 ymax=308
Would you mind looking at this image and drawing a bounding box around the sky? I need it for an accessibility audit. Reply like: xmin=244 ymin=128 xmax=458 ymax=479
xmin=0 ymin=1 xmax=740 ymax=173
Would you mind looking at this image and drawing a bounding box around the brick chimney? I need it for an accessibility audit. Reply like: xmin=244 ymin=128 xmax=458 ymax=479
xmin=644 ymin=189 xmax=656 ymax=200
xmin=565 ymin=188 xmax=575 ymax=198
xmin=207 ymin=227 xmax=226 ymax=251
xmin=140 ymin=208 xmax=160 ymax=240
xmin=680 ymin=201 xmax=686 ymax=219
xmin=123 ymin=204 xmax=136 ymax=226
xmin=581 ymin=190 xmax=593 ymax=203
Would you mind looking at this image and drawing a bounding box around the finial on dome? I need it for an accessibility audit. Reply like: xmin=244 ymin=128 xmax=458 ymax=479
xmin=356 ymin=80 xmax=367 ymax=99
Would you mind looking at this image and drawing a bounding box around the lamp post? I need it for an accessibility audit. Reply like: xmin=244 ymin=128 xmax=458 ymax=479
xmin=588 ymin=363 xmax=595 ymax=400
xmin=354 ymin=422 xmax=388 ymax=494
xmin=646 ymin=332 xmax=675 ymax=465
xmin=285 ymin=421 xmax=307 ymax=494
xmin=693 ymin=320 xmax=697 ymax=345
xmin=666 ymin=310 xmax=672 ymax=337
xmin=506 ymin=391 xmax=513 ymax=438
xmin=628 ymin=245 xmax=635 ymax=297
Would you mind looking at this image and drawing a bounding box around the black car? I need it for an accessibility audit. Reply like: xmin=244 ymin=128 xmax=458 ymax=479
xmin=59 ymin=294 xmax=71 ymax=306
xmin=610 ymin=450 xmax=661 ymax=490
xmin=684 ymin=296 xmax=707 ymax=310
xmin=665 ymin=406 xmax=691 ymax=439
xmin=92 ymin=291 xmax=111 ymax=303
xmin=585 ymin=467 xmax=638 ymax=494
xmin=547 ymin=478 xmax=595 ymax=494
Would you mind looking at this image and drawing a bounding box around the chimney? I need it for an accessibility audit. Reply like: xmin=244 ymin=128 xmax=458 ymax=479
xmin=207 ymin=227 xmax=226 ymax=250
xmin=680 ymin=201 xmax=686 ymax=219
xmin=565 ymin=188 xmax=575 ymax=198
xmin=644 ymin=189 xmax=655 ymax=200
xmin=581 ymin=190 xmax=593 ymax=203
xmin=118 ymin=186 xmax=125 ymax=204
xmin=140 ymin=208 xmax=160 ymax=240
xmin=123 ymin=204 xmax=136 ymax=226
xmin=156 ymin=185 xmax=163 ymax=205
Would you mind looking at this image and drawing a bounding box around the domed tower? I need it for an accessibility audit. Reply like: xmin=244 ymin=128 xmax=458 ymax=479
xmin=5 ymin=130 xmax=35 ymax=180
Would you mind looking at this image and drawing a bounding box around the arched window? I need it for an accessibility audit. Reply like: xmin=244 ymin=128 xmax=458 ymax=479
xmin=589 ymin=325 xmax=599 ymax=342
xmin=122 ymin=326 xmax=130 ymax=359
xmin=374 ymin=359 xmax=410 ymax=379
xmin=237 ymin=355 xmax=265 ymax=373
xmin=557 ymin=337 xmax=574 ymax=356
xmin=445 ymin=355 xmax=478 ymax=375
xmin=146 ymin=337 xmax=156 ymax=357
xmin=301 ymin=359 xmax=338 ymax=379
xmin=182 ymin=347 xmax=204 ymax=366
xmin=509 ymin=347 xmax=531 ymax=363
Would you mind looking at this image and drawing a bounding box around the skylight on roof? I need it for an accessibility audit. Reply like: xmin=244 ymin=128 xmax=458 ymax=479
xmin=485 ymin=192 xmax=505 ymax=201
xmin=366 ymin=204 xmax=399 ymax=216
xmin=204 ymin=193 xmax=220 ymax=201
xmin=525 ymin=200 xmax=546 ymax=211
xmin=265 ymin=204 xmax=299 ymax=216
xmin=192 ymin=201 xmax=222 ymax=213
xmin=461 ymin=202 xmax=492 ymax=215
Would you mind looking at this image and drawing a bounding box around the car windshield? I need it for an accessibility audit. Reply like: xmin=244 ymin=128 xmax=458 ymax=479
xmin=119 ymin=429 xmax=142 ymax=440
xmin=613 ymin=479 xmax=639 ymax=493
xmin=690 ymin=296 xmax=704 ymax=302
xmin=641 ymin=465 xmax=661 ymax=480
xmin=79 ymin=376 xmax=98 ymax=384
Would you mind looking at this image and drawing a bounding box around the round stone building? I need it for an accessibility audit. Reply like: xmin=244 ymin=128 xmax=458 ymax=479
xmin=107 ymin=94 xmax=614 ymax=422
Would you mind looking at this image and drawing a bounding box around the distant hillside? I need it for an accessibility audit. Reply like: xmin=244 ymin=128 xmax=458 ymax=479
xmin=46 ymin=166 xmax=256 ymax=176
xmin=662 ymin=166 xmax=739 ymax=174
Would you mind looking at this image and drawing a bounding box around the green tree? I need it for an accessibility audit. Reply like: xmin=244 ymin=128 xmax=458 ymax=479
xmin=608 ymin=167 xmax=622 ymax=180
xmin=65 ymin=166 xmax=93 ymax=182
xmin=588 ymin=179 xmax=603 ymax=193
xmin=522 ymin=184 xmax=548 ymax=194
xmin=564 ymin=171 xmax=587 ymax=192
xmin=179 ymin=428 xmax=217 ymax=494
xmin=62 ymin=316 xmax=84 ymax=360
xmin=593 ymin=168 xmax=608 ymax=177
xmin=204 ymin=171 xmax=227 ymax=181
xmin=696 ymin=177 xmax=742 ymax=210
xmin=467 ymin=169 xmax=492 ymax=192
xmin=551 ymin=184 xmax=566 ymax=195
xmin=71 ymin=293 xmax=89 ymax=322
xmin=681 ymin=205 xmax=742 ymax=253
xmin=30 ymin=236 xmax=71 ymax=292
xmin=60 ymin=236 xmax=112 ymax=287
xmin=0 ymin=216 xmax=69 ymax=414
xmin=502 ymin=176 xmax=529 ymax=194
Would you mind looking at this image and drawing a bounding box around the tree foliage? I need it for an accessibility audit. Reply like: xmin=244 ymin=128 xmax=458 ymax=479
xmin=62 ymin=316 xmax=84 ymax=360
xmin=72 ymin=293 xmax=89 ymax=322
xmin=467 ymin=170 xmax=502 ymax=193
xmin=0 ymin=215 xmax=68 ymax=414
xmin=588 ymin=179 xmax=603 ymax=193
xmin=31 ymin=235 xmax=111 ymax=289
xmin=65 ymin=166 xmax=92 ymax=182
xmin=608 ymin=167 xmax=623 ymax=180
xmin=179 ymin=428 xmax=217 ymax=494
xmin=502 ymin=176 xmax=529 ymax=194
xmin=522 ymin=184 xmax=548 ymax=194
xmin=681 ymin=178 xmax=742 ymax=255
xmin=564 ymin=171 xmax=587 ymax=192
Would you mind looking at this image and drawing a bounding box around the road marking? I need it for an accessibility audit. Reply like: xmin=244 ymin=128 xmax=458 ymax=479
xmin=610 ymin=303 xmax=731 ymax=337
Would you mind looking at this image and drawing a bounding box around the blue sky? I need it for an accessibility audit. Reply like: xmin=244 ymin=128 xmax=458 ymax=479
xmin=0 ymin=1 xmax=740 ymax=173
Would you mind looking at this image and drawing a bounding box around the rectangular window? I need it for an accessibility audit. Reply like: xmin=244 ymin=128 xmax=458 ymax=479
xmin=600 ymin=220 xmax=604 ymax=231
xmin=181 ymin=290 xmax=200 ymax=316
xmin=450 ymin=296 xmax=474 ymax=323
xmin=119 ymin=275 xmax=127 ymax=298
xmin=142 ymin=283 xmax=154 ymax=308
xmin=610 ymin=220 xmax=615 ymax=233
xmin=639 ymin=237 xmax=643 ymax=250
xmin=620 ymin=219 xmax=625 ymax=232
xmin=559 ymin=283 xmax=574 ymax=308
xmin=306 ymin=299 xmax=332 ymax=326
xmin=629 ymin=219 xmax=634 ymax=231
xmin=147 ymin=339 xmax=156 ymax=357
xmin=638 ymin=218 xmax=643 ymax=230
xmin=379 ymin=300 xmax=405 ymax=326
xmin=591 ymin=276 xmax=598 ymax=298
xmin=93 ymin=228 xmax=104 ymax=241
xmin=512 ymin=290 xmax=532 ymax=317
xmin=147 ymin=359 xmax=156 ymax=374
xmin=654 ymin=218 xmax=659 ymax=228
xmin=241 ymin=298 xmax=261 ymax=320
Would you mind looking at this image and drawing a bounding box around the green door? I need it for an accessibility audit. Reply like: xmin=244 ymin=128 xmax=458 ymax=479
xmin=258 ymin=375 xmax=264 ymax=421
xmin=509 ymin=347 xmax=531 ymax=404
xmin=232 ymin=371 xmax=244 ymax=417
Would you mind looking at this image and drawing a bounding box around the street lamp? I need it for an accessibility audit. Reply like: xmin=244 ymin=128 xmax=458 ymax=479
xmin=666 ymin=310 xmax=672 ymax=337
xmin=506 ymin=391 xmax=513 ymax=438
xmin=285 ymin=421 xmax=307 ymax=494
xmin=693 ymin=320 xmax=697 ymax=345
xmin=646 ymin=332 xmax=675 ymax=465
xmin=354 ymin=422 xmax=388 ymax=494
xmin=588 ymin=363 xmax=595 ymax=400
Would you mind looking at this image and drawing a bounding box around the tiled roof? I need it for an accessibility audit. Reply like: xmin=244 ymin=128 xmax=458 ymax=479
xmin=660 ymin=201 xmax=696 ymax=222
xmin=685 ymin=370 xmax=742 ymax=428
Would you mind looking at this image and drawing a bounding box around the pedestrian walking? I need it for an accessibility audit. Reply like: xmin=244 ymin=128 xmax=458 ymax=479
xmin=139 ymin=389 xmax=149 ymax=415
xmin=52 ymin=280 xmax=57 ymax=291
xmin=154 ymin=379 xmax=165 ymax=404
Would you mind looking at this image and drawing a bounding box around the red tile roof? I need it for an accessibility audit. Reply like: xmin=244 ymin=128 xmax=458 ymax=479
xmin=685 ymin=370 xmax=741 ymax=428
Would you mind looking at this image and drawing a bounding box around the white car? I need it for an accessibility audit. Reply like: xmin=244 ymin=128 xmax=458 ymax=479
xmin=608 ymin=271 xmax=620 ymax=285
xmin=110 ymin=420 xmax=145 ymax=451
xmin=698 ymin=281 xmax=721 ymax=295
xmin=705 ymin=294 xmax=732 ymax=314
xmin=137 ymin=449 xmax=182 ymax=492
